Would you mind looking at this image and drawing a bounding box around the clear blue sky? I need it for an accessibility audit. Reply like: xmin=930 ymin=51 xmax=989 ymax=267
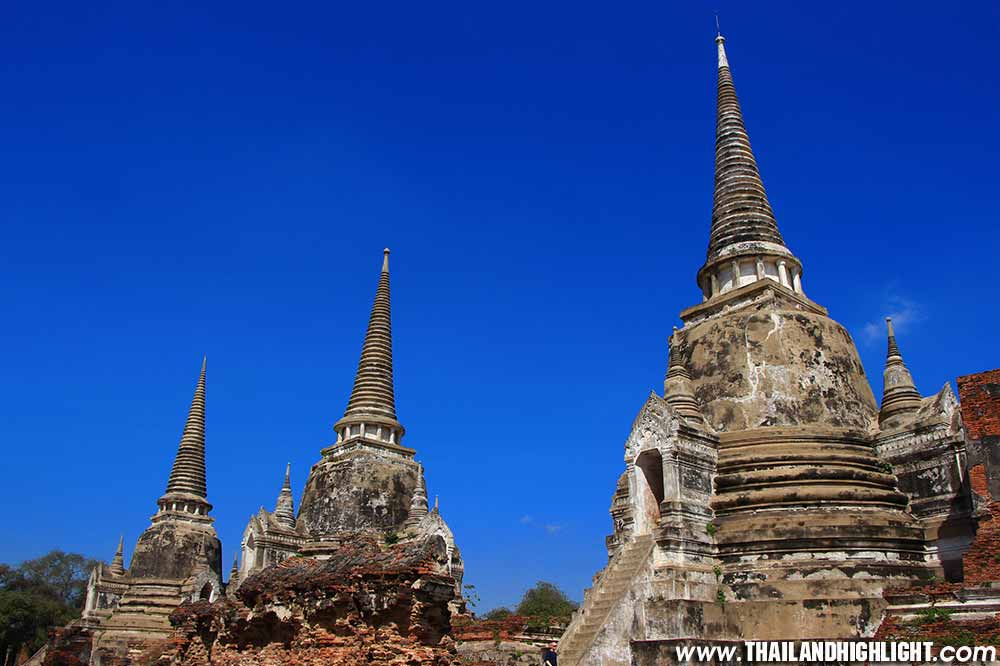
xmin=2 ymin=1 xmax=998 ymax=613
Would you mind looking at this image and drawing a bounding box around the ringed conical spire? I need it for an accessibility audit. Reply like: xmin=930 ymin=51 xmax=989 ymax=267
xmin=663 ymin=331 xmax=705 ymax=423
xmin=697 ymin=32 xmax=804 ymax=302
xmin=164 ymin=357 xmax=208 ymax=498
xmin=110 ymin=535 xmax=125 ymax=576
xmin=403 ymin=465 xmax=430 ymax=530
xmin=879 ymin=317 xmax=923 ymax=426
xmin=334 ymin=249 xmax=405 ymax=444
xmin=273 ymin=463 xmax=296 ymax=529
xmin=157 ymin=358 xmax=213 ymax=519
xmin=709 ymin=32 xmax=785 ymax=259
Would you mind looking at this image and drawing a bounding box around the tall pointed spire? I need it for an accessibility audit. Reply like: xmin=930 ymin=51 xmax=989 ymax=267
xmin=157 ymin=358 xmax=212 ymax=518
xmin=879 ymin=317 xmax=922 ymax=426
xmin=273 ymin=463 xmax=296 ymax=529
xmin=696 ymin=33 xmax=804 ymax=302
xmin=709 ymin=32 xmax=784 ymax=259
xmin=110 ymin=535 xmax=125 ymax=576
xmin=334 ymin=249 xmax=405 ymax=445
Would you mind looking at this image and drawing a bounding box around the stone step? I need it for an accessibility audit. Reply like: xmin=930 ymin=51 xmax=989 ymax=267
xmin=558 ymin=537 xmax=654 ymax=666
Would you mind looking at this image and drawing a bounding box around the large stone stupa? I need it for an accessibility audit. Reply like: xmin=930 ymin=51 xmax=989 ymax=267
xmin=557 ymin=31 xmax=974 ymax=666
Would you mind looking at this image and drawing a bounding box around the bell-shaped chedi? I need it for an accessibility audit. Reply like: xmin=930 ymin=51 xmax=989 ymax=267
xmin=81 ymin=359 xmax=224 ymax=660
xmin=296 ymin=249 xmax=458 ymax=561
xmin=676 ymin=31 xmax=928 ymax=608
xmin=298 ymin=250 xmax=419 ymax=546
xmin=129 ymin=358 xmax=222 ymax=581
xmin=562 ymin=32 xmax=945 ymax=665
xmin=676 ymin=34 xmax=877 ymax=433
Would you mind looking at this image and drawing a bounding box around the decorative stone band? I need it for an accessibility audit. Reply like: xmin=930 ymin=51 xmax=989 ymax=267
xmin=334 ymin=418 xmax=406 ymax=447
xmin=714 ymin=428 xmax=913 ymax=513
xmin=697 ymin=250 xmax=803 ymax=303
xmin=679 ymin=277 xmax=826 ymax=327
xmin=155 ymin=491 xmax=213 ymax=523
xmin=320 ymin=434 xmax=416 ymax=460
xmin=711 ymin=427 xmax=929 ymax=570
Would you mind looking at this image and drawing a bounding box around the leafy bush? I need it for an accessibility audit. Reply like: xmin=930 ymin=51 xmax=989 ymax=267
xmin=483 ymin=607 xmax=513 ymax=621
xmin=515 ymin=581 xmax=578 ymax=624
xmin=914 ymin=606 xmax=952 ymax=624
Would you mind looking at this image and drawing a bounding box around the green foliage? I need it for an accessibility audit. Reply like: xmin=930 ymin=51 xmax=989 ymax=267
xmin=715 ymin=588 xmax=727 ymax=605
xmin=877 ymin=461 xmax=894 ymax=474
xmin=515 ymin=581 xmax=578 ymax=624
xmin=705 ymin=523 xmax=717 ymax=536
xmin=0 ymin=550 xmax=98 ymax=659
xmin=914 ymin=606 xmax=953 ymax=624
xmin=3 ymin=551 xmax=99 ymax=608
xmin=384 ymin=531 xmax=400 ymax=545
xmin=712 ymin=565 xmax=722 ymax=581
xmin=483 ymin=607 xmax=512 ymax=621
xmin=0 ymin=590 xmax=74 ymax=655
xmin=938 ymin=629 xmax=976 ymax=647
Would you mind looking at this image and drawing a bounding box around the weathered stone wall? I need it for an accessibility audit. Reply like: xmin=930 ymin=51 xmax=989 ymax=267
xmin=677 ymin=306 xmax=878 ymax=432
xmin=129 ymin=521 xmax=222 ymax=581
xmin=297 ymin=447 xmax=419 ymax=538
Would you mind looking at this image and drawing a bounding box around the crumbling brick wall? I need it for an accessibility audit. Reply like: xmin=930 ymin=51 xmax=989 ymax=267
xmin=957 ymin=465 xmax=1000 ymax=583
xmin=958 ymin=369 xmax=1000 ymax=499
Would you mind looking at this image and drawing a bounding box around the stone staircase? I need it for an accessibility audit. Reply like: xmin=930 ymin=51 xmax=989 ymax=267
xmin=558 ymin=534 xmax=653 ymax=666
xmin=101 ymin=580 xmax=187 ymax=632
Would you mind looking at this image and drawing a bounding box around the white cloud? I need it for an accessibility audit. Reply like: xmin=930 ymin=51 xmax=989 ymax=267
xmin=860 ymin=289 xmax=924 ymax=345
xmin=519 ymin=515 xmax=563 ymax=535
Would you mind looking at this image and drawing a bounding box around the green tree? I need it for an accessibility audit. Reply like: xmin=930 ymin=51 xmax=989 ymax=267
xmin=483 ymin=607 xmax=512 ymax=621
xmin=0 ymin=590 xmax=75 ymax=659
xmin=12 ymin=551 xmax=98 ymax=608
xmin=0 ymin=551 xmax=99 ymax=660
xmin=515 ymin=581 xmax=577 ymax=623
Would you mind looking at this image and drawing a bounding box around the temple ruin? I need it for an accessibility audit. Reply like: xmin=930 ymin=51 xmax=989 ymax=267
xmin=79 ymin=358 xmax=224 ymax=660
xmin=237 ymin=248 xmax=464 ymax=605
xmin=557 ymin=32 xmax=977 ymax=665
xmin=60 ymin=249 xmax=464 ymax=665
